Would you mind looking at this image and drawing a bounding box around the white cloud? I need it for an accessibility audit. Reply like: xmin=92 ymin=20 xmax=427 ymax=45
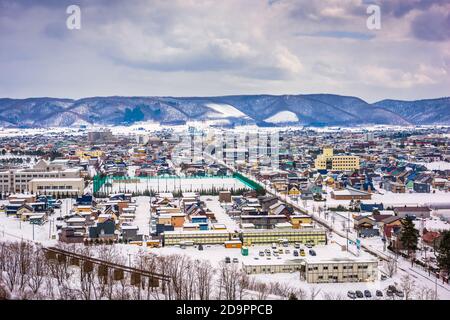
xmin=359 ymin=65 xmax=443 ymax=88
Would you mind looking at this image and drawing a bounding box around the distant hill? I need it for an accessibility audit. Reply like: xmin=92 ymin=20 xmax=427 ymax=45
xmin=0 ymin=94 xmax=448 ymax=128
xmin=373 ymin=97 xmax=450 ymax=125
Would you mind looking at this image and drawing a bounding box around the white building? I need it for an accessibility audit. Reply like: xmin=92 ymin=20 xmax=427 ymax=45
xmin=0 ymin=159 xmax=81 ymax=194
xmin=28 ymin=178 xmax=85 ymax=196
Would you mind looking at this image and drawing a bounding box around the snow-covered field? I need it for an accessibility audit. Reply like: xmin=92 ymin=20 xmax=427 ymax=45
xmin=323 ymin=185 xmax=450 ymax=208
xmin=265 ymin=111 xmax=299 ymax=124
xmin=205 ymin=103 xmax=249 ymax=119
xmin=417 ymin=161 xmax=450 ymax=171
xmin=104 ymin=177 xmax=248 ymax=194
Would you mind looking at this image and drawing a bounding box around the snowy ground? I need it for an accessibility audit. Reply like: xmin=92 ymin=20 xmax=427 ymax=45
xmin=248 ymin=173 xmax=450 ymax=300
xmin=417 ymin=161 xmax=450 ymax=171
xmin=322 ymin=185 xmax=450 ymax=208
xmin=202 ymin=196 xmax=239 ymax=231
xmin=103 ymin=177 xmax=248 ymax=194
xmin=0 ymin=198 xmax=73 ymax=245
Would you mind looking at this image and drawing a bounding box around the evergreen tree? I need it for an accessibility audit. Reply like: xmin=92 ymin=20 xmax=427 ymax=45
xmin=399 ymin=217 xmax=419 ymax=262
xmin=435 ymin=230 xmax=450 ymax=274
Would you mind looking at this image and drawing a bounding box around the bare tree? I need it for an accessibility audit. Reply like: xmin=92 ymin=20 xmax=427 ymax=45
xmin=195 ymin=260 xmax=214 ymax=300
xmin=385 ymin=257 xmax=397 ymax=277
xmin=415 ymin=285 xmax=438 ymax=300
xmin=28 ymin=246 xmax=46 ymax=294
xmin=3 ymin=242 xmax=20 ymax=292
xmin=0 ymin=279 xmax=11 ymax=300
xmin=400 ymin=274 xmax=416 ymax=300
xmin=217 ymin=261 xmax=241 ymax=300
xmin=309 ymin=286 xmax=321 ymax=300
xmin=254 ymin=282 xmax=269 ymax=300
xmin=296 ymin=288 xmax=307 ymax=300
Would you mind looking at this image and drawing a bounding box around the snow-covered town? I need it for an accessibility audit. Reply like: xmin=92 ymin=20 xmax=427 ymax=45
xmin=1 ymin=1 xmax=450 ymax=311
xmin=1 ymin=124 xmax=450 ymax=301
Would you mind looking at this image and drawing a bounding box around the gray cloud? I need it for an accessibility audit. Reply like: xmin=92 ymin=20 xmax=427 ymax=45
xmin=0 ymin=0 xmax=448 ymax=102
xmin=411 ymin=10 xmax=450 ymax=41
xmin=368 ymin=0 xmax=449 ymax=17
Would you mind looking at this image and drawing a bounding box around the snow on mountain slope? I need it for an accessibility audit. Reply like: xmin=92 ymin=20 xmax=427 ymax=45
xmin=265 ymin=111 xmax=299 ymax=123
xmin=205 ymin=103 xmax=249 ymax=118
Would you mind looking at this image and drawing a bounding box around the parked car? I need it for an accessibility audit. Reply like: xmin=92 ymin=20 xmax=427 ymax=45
xmin=285 ymin=249 xmax=290 ymax=254
xmin=266 ymin=251 xmax=271 ymax=256
xmin=225 ymin=257 xmax=231 ymax=263
xmin=376 ymin=290 xmax=383 ymax=297
xmin=259 ymin=251 xmax=265 ymax=257
xmin=355 ymin=290 xmax=364 ymax=298
xmin=381 ymin=275 xmax=387 ymax=281
xmin=309 ymin=249 xmax=316 ymax=256
xmin=388 ymin=285 xmax=396 ymax=292
xmin=278 ymin=248 xmax=283 ymax=254
xmin=347 ymin=291 xmax=356 ymax=299
xmin=232 ymin=258 xmax=239 ymax=263
xmin=386 ymin=289 xmax=394 ymax=297
xmin=293 ymin=250 xmax=299 ymax=257
xmin=273 ymin=252 xmax=279 ymax=257
xmin=300 ymin=249 xmax=306 ymax=256
xmin=282 ymin=242 xmax=288 ymax=247
xmin=294 ymin=243 xmax=301 ymax=249
xmin=364 ymin=290 xmax=372 ymax=298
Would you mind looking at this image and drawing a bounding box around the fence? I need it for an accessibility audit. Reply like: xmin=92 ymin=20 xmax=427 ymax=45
xmin=232 ymin=172 xmax=264 ymax=191
xmin=93 ymin=174 xmax=246 ymax=196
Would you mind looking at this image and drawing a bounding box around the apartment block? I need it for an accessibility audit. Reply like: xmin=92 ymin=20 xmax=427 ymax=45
xmin=314 ymin=147 xmax=360 ymax=171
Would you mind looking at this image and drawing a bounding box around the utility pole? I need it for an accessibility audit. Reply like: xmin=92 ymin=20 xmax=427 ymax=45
xmin=149 ymin=193 xmax=152 ymax=237
xmin=346 ymin=210 xmax=350 ymax=251
xmin=435 ymin=274 xmax=438 ymax=300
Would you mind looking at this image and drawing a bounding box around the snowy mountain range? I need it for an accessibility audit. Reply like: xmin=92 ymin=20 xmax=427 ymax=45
xmin=0 ymin=94 xmax=449 ymax=128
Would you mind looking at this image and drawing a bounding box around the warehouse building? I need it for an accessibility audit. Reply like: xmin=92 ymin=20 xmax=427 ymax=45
xmin=242 ymin=244 xmax=378 ymax=283
xmin=162 ymin=230 xmax=235 ymax=245
xmin=240 ymin=228 xmax=327 ymax=245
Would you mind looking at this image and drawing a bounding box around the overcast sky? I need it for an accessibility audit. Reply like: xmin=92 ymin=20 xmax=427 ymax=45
xmin=0 ymin=0 xmax=449 ymax=102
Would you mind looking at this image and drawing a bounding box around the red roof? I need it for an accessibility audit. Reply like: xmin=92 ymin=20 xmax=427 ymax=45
xmin=422 ymin=231 xmax=441 ymax=244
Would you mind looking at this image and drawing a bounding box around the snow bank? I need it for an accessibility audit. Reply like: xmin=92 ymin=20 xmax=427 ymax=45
xmin=205 ymin=103 xmax=249 ymax=118
xmin=265 ymin=111 xmax=299 ymax=123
